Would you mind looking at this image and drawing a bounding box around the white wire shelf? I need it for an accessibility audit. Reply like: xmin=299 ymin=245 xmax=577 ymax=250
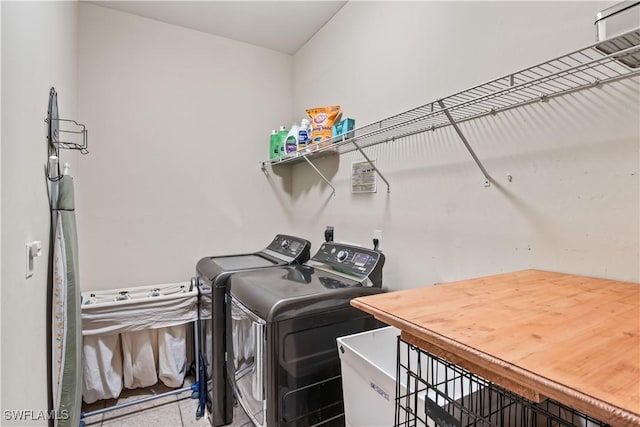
xmin=262 ymin=28 xmax=640 ymax=172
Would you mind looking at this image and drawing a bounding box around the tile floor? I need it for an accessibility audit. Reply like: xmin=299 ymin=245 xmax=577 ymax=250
xmin=81 ymin=377 xmax=252 ymax=427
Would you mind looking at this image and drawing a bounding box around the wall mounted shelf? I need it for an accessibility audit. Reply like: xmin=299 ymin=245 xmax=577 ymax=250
xmin=261 ymin=28 xmax=640 ymax=193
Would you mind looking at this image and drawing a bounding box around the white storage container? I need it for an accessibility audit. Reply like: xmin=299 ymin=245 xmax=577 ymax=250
xmin=337 ymin=327 xmax=399 ymax=427
xmin=337 ymin=326 xmax=483 ymax=427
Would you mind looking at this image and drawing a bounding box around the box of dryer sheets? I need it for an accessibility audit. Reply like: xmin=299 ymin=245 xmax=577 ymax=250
xmin=337 ymin=326 xmax=483 ymax=427
xmin=332 ymin=118 xmax=355 ymax=140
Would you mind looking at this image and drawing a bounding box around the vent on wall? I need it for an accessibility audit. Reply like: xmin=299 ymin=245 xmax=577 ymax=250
xmin=595 ymin=1 xmax=640 ymax=68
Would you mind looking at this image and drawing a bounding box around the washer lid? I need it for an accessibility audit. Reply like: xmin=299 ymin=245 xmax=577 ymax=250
xmin=229 ymin=266 xmax=383 ymax=322
xmin=195 ymin=234 xmax=312 ymax=282
xmin=196 ymin=253 xmax=282 ymax=282
xmin=213 ymin=254 xmax=276 ymax=270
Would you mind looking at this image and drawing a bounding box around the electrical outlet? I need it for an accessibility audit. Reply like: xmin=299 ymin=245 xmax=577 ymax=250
xmin=373 ymin=229 xmax=383 ymax=250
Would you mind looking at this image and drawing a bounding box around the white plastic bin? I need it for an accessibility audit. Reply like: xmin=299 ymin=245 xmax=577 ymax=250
xmin=337 ymin=327 xmax=400 ymax=427
xmin=338 ymin=326 xmax=482 ymax=427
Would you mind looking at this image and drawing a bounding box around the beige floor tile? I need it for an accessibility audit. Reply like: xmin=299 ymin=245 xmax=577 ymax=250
xmin=177 ymin=395 xmax=210 ymax=427
xmin=177 ymin=395 xmax=254 ymax=427
xmin=82 ymin=399 xmax=107 ymax=426
xmin=101 ymin=382 xmax=180 ymax=425
xmin=101 ymin=401 xmax=182 ymax=427
xmin=79 ymin=375 xmax=260 ymax=427
xmin=182 ymin=375 xmax=196 ymax=387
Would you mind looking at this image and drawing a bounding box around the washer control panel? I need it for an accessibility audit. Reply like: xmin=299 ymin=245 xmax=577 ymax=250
xmin=312 ymin=243 xmax=382 ymax=279
xmin=265 ymin=235 xmax=311 ymax=259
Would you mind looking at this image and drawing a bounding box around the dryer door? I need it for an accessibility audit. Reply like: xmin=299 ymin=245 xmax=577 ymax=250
xmin=230 ymin=298 xmax=266 ymax=427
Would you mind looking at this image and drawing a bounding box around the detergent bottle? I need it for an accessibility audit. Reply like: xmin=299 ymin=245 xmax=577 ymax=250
xmin=277 ymin=125 xmax=288 ymax=157
xmin=285 ymin=124 xmax=299 ymax=156
xmin=270 ymin=130 xmax=278 ymax=159
xmin=297 ymin=118 xmax=312 ymax=151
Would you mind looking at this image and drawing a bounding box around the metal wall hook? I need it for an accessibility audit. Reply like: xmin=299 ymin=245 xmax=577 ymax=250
xmin=46 ymin=87 xmax=89 ymax=182
xmin=44 ymin=117 xmax=89 ymax=154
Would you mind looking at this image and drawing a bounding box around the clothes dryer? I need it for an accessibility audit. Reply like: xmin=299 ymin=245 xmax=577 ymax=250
xmin=196 ymin=234 xmax=311 ymax=426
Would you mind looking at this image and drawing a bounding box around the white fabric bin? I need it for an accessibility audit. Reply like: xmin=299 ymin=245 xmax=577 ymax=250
xmin=82 ymin=334 xmax=123 ymax=403
xmin=121 ymin=328 xmax=159 ymax=389
xmin=81 ymin=283 xmax=197 ymax=403
xmin=158 ymin=324 xmax=188 ymax=388
xmin=337 ymin=326 xmax=482 ymax=427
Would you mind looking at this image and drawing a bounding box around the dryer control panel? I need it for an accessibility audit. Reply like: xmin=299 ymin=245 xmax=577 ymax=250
xmin=264 ymin=234 xmax=311 ymax=260
xmin=311 ymin=243 xmax=385 ymax=287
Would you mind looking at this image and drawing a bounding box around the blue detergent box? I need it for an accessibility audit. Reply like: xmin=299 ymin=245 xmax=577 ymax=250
xmin=332 ymin=118 xmax=355 ymax=140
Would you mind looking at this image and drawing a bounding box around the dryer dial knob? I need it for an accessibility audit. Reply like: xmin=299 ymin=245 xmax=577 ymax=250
xmin=337 ymin=250 xmax=349 ymax=262
xmin=281 ymin=240 xmax=290 ymax=249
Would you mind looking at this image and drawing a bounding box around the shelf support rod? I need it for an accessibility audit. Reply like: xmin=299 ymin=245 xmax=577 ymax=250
xmin=437 ymin=100 xmax=491 ymax=187
xmin=303 ymin=156 xmax=336 ymax=196
xmin=352 ymin=140 xmax=391 ymax=193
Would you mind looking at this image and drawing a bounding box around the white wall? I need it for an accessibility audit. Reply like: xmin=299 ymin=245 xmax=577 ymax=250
xmin=1 ymin=1 xmax=77 ymax=423
xmin=0 ymin=0 xmax=4 ymax=412
xmin=291 ymin=1 xmax=639 ymax=289
xmin=77 ymin=4 xmax=295 ymax=290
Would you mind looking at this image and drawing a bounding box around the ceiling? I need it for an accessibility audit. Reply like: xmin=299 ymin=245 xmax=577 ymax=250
xmin=89 ymin=1 xmax=347 ymax=55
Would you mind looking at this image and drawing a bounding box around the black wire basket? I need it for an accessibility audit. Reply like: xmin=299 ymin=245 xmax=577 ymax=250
xmin=394 ymin=337 xmax=608 ymax=427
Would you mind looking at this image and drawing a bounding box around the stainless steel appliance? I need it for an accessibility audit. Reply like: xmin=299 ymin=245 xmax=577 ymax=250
xmin=227 ymin=242 xmax=385 ymax=427
xmin=196 ymin=235 xmax=311 ymax=426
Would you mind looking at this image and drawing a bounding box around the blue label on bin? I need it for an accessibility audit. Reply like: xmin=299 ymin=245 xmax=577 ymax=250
xmin=370 ymin=381 xmax=389 ymax=401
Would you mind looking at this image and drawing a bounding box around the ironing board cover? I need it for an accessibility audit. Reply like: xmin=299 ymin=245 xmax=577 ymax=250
xmin=52 ymin=175 xmax=82 ymax=427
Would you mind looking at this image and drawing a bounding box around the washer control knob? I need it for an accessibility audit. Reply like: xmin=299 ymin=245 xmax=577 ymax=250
xmin=337 ymin=250 xmax=349 ymax=262
xmin=280 ymin=240 xmax=290 ymax=249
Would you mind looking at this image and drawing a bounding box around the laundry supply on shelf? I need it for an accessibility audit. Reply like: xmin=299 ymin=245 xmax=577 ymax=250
xmin=332 ymin=118 xmax=355 ymax=140
xmin=306 ymin=105 xmax=341 ymax=148
xmin=277 ymin=125 xmax=287 ymax=157
xmin=285 ymin=124 xmax=299 ymax=156
xmin=270 ymin=130 xmax=278 ymax=159
xmin=297 ymin=118 xmax=312 ymax=151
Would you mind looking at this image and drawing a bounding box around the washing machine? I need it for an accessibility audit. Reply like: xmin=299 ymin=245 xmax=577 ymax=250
xmin=196 ymin=234 xmax=311 ymax=426
xmin=227 ymin=242 xmax=385 ymax=427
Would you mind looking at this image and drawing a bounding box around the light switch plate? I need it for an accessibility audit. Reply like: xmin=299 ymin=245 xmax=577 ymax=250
xmin=25 ymin=240 xmax=42 ymax=279
xmin=26 ymin=244 xmax=34 ymax=278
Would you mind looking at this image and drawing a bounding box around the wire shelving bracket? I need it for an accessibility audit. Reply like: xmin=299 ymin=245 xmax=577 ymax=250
xmin=437 ymin=99 xmax=491 ymax=187
xmin=303 ymin=156 xmax=336 ymax=196
xmin=352 ymin=139 xmax=391 ymax=193
xmin=261 ymin=28 xmax=640 ymax=193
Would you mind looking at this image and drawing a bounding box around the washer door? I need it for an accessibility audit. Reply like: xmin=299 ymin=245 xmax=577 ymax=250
xmin=230 ymin=298 xmax=266 ymax=427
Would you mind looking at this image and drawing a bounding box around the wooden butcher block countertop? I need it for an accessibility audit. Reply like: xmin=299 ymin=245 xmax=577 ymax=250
xmin=351 ymin=269 xmax=639 ymax=426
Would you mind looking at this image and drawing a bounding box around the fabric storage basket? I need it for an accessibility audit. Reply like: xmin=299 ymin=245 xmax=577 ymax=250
xmin=81 ymin=282 xmax=197 ymax=403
